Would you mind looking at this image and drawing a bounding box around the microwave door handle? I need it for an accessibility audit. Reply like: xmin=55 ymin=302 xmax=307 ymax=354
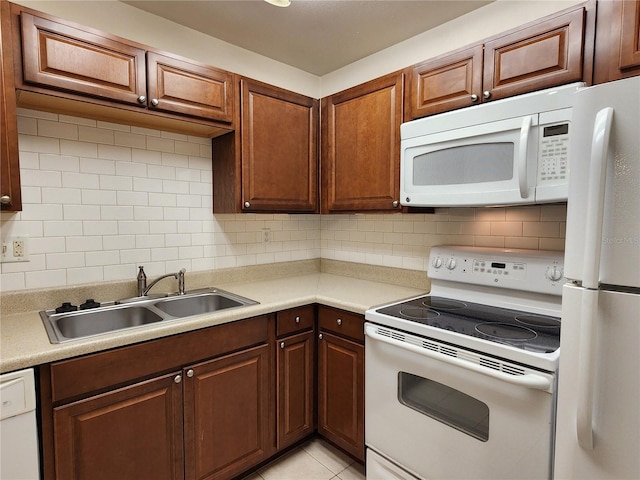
xmin=518 ymin=115 xmax=533 ymax=199
xmin=575 ymin=107 xmax=614 ymax=451
xmin=365 ymin=325 xmax=551 ymax=391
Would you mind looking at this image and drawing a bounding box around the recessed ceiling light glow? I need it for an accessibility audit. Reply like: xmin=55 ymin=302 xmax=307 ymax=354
xmin=264 ymin=0 xmax=291 ymax=7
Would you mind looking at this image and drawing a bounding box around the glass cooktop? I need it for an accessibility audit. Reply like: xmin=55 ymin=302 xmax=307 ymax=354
xmin=375 ymin=295 xmax=560 ymax=353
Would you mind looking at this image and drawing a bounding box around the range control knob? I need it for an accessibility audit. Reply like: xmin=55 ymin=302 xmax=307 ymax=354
xmin=431 ymin=256 xmax=443 ymax=269
xmin=546 ymin=265 xmax=564 ymax=282
xmin=445 ymin=258 xmax=457 ymax=270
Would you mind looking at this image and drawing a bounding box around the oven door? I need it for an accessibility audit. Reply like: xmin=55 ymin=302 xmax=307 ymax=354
xmin=365 ymin=323 xmax=556 ymax=480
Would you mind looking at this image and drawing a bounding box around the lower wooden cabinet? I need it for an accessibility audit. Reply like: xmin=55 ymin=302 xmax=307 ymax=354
xmin=317 ymin=307 xmax=365 ymax=462
xmin=53 ymin=372 xmax=184 ymax=480
xmin=184 ymin=345 xmax=271 ymax=480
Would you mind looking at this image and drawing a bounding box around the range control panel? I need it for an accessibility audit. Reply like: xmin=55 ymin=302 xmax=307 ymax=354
xmin=428 ymin=246 xmax=564 ymax=296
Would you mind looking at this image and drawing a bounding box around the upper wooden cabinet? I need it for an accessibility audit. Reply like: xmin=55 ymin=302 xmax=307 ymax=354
xmin=11 ymin=4 xmax=234 ymax=135
xmin=1 ymin=0 xmax=21 ymax=211
xmin=594 ymin=0 xmax=640 ymax=83
xmin=321 ymin=71 xmax=403 ymax=213
xmin=213 ymin=77 xmax=318 ymax=213
xmin=408 ymin=6 xmax=589 ymax=119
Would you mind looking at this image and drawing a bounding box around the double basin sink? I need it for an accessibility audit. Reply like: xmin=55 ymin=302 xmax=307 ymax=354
xmin=39 ymin=289 xmax=258 ymax=344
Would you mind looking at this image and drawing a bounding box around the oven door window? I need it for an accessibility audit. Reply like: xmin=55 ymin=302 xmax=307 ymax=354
xmin=398 ymin=372 xmax=489 ymax=442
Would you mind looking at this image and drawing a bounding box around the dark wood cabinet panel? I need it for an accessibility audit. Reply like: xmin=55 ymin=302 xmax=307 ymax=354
xmin=240 ymin=78 xmax=318 ymax=212
xmin=409 ymin=45 xmax=483 ymax=118
xmin=594 ymin=0 xmax=640 ymax=83
xmin=146 ymin=52 xmax=233 ymax=123
xmin=321 ymin=72 xmax=403 ymax=213
xmin=19 ymin=11 xmax=147 ymax=105
xmin=0 ymin=0 xmax=21 ymax=211
xmin=276 ymin=305 xmax=315 ymax=337
xmin=483 ymin=7 xmax=586 ymax=102
xmin=183 ymin=344 xmax=271 ymax=480
xmin=317 ymin=330 xmax=364 ymax=462
xmin=318 ymin=306 xmax=365 ymax=343
xmin=277 ymin=330 xmax=315 ymax=449
xmin=53 ymin=372 xmax=184 ymax=480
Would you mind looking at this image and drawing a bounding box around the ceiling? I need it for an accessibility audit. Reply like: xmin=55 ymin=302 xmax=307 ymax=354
xmin=122 ymin=0 xmax=493 ymax=76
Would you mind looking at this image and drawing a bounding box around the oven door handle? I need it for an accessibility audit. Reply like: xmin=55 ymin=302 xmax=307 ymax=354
xmin=365 ymin=325 xmax=551 ymax=391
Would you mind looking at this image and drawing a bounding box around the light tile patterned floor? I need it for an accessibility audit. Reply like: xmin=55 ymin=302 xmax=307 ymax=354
xmin=243 ymin=438 xmax=366 ymax=480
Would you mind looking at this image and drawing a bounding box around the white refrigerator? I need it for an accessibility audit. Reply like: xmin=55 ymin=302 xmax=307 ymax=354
xmin=554 ymin=76 xmax=640 ymax=479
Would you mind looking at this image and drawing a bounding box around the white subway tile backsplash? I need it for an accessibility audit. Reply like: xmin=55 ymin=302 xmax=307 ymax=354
xmin=0 ymin=110 xmax=567 ymax=292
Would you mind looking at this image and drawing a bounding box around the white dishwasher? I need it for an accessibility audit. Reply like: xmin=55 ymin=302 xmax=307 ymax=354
xmin=1 ymin=368 xmax=40 ymax=480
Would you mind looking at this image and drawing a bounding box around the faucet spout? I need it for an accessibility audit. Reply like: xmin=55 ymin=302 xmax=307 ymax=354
xmin=142 ymin=268 xmax=187 ymax=296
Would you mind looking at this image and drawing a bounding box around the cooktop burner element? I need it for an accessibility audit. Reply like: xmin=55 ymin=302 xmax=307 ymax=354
xmin=475 ymin=322 xmax=537 ymax=341
xmin=420 ymin=297 xmax=466 ymax=310
xmin=515 ymin=315 xmax=561 ymax=329
xmin=399 ymin=307 xmax=440 ymax=320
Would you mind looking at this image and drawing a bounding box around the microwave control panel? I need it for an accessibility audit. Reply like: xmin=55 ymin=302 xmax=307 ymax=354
xmin=538 ymin=122 xmax=569 ymax=185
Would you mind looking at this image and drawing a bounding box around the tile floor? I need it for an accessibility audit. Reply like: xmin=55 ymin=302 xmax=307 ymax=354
xmin=243 ymin=438 xmax=366 ymax=480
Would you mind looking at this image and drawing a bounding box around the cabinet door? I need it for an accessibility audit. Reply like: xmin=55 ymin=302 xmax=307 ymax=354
xmin=53 ymin=372 xmax=184 ymax=480
xmin=277 ymin=330 xmax=315 ymax=449
xmin=483 ymin=8 xmax=585 ymax=102
xmin=1 ymin=0 xmax=21 ymax=211
xmin=146 ymin=52 xmax=233 ymax=123
xmin=321 ymin=72 xmax=403 ymax=213
xmin=183 ymin=344 xmax=271 ymax=480
xmin=409 ymin=44 xmax=483 ymax=119
xmin=594 ymin=0 xmax=640 ymax=82
xmin=317 ymin=331 xmax=364 ymax=461
xmin=241 ymin=79 xmax=318 ymax=212
xmin=19 ymin=11 xmax=147 ymax=105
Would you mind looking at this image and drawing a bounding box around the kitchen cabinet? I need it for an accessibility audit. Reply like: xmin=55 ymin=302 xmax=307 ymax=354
xmin=594 ymin=0 xmax=640 ymax=83
xmin=0 ymin=0 xmax=21 ymax=211
xmin=321 ymin=72 xmax=403 ymax=213
xmin=10 ymin=4 xmax=233 ymax=135
xmin=183 ymin=344 xmax=271 ymax=480
xmin=212 ymin=78 xmax=318 ymax=213
xmin=408 ymin=6 xmax=589 ymax=118
xmin=39 ymin=315 xmax=273 ymax=480
xmin=53 ymin=372 xmax=184 ymax=480
xmin=317 ymin=306 xmax=365 ymax=461
xmin=276 ymin=306 xmax=315 ymax=450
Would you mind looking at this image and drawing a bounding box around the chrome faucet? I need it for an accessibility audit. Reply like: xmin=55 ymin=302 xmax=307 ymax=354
xmin=137 ymin=267 xmax=186 ymax=296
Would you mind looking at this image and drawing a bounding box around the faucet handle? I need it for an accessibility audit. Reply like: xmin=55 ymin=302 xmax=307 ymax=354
xmin=178 ymin=268 xmax=186 ymax=294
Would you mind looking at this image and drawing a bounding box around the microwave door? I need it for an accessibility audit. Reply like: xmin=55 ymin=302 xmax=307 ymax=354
xmin=401 ymin=115 xmax=539 ymax=207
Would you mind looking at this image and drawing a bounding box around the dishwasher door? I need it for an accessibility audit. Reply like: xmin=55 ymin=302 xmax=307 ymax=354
xmin=1 ymin=368 xmax=40 ymax=479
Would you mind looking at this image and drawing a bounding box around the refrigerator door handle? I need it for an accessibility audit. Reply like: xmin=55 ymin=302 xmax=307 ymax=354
xmin=582 ymin=107 xmax=614 ymax=289
xmin=575 ymin=107 xmax=613 ymax=451
xmin=518 ymin=115 xmax=533 ymax=199
xmin=576 ymin=289 xmax=598 ymax=450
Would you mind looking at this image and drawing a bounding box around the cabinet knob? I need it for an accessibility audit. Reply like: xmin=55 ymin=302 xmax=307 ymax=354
xmin=336 ymin=319 xmax=342 ymax=326
xmin=0 ymin=195 xmax=10 ymax=205
xmin=483 ymin=90 xmax=491 ymax=100
xmin=280 ymin=341 xmax=285 ymax=349
xmin=137 ymin=95 xmax=146 ymax=104
xmin=392 ymin=200 xmax=399 ymax=208
xmin=186 ymin=369 xmax=194 ymax=378
xmin=174 ymin=374 xmax=182 ymax=384
xmin=151 ymin=98 xmax=159 ymax=107
xmin=244 ymin=201 xmax=251 ymax=208
xmin=471 ymin=94 xmax=479 ymax=102
xmin=318 ymin=333 xmax=323 ymax=340
xmin=295 ymin=316 xmax=300 ymax=324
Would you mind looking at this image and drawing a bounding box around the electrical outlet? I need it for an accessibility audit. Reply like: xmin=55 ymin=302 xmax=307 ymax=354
xmin=1 ymin=236 xmax=29 ymax=263
xmin=262 ymin=228 xmax=271 ymax=244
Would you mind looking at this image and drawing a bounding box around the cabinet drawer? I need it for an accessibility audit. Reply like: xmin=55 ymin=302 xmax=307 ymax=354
xmin=276 ymin=305 xmax=314 ymax=337
xmin=318 ymin=306 xmax=364 ymax=343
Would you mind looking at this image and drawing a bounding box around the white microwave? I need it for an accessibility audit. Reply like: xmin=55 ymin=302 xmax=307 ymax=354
xmin=400 ymin=83 xmax=585 ymax=207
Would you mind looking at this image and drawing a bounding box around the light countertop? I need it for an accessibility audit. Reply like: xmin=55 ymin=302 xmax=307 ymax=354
xmin=1 ymin=269 xmax=426 ymax=373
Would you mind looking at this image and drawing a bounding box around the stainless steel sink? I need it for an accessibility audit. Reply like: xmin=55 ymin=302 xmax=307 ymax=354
xmin=40 ymin=289 xmax=258 ymax=343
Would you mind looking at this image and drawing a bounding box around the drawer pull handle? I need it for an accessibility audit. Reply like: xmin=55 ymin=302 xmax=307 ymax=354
xmin=174 ymin=374 xmax=182 ymax=384
xmin=186 ymin=369 xmax=194 ymax=378
xmin=295 ymin=316 xmax=300 ymax=324
xmin=337 ymin=319 xmax=342 ymax=326
xmin=280 ymin=342 xmax=285 ymax=349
